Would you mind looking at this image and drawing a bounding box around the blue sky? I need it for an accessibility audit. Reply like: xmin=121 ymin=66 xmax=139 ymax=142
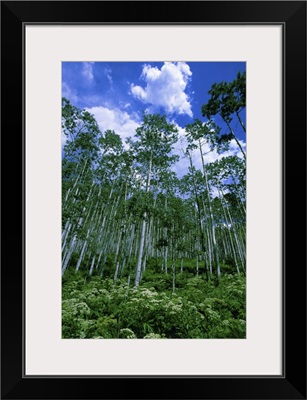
xmin=62 ymin=61 xmax=246 ymax=178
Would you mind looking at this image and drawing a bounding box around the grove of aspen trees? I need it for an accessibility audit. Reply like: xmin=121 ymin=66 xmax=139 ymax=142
xmin=62 ymin=71 xmax=246 ymax=339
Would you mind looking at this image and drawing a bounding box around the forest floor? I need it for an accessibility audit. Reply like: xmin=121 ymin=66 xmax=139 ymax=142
xmin=62 ymin=259 xmax=246 ymax=339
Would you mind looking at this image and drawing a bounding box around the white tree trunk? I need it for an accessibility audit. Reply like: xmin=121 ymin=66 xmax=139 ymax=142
xmin=135 ymin=153 xmax=152 ymax=287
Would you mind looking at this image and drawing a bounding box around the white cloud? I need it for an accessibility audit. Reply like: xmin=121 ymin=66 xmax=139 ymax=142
xmin=62 ymin=82 xmax=79 ymax=103
xmin=104 ymin=66 xmax=113 ymax=90
xmin=82 ymin=62 xmax=94 ymax=82
xmin=86 ymin=106 xmax=140 ymax=144
xmin=171 ymin=123 xmax=246 ymax=179
xmin=130 ymin=62 xmax=193 ymax=117
xmin=187 ymin=138 xmax=246 ymax=168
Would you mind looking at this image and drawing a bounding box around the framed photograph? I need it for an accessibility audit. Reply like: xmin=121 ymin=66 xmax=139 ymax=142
xmin=1 ymin=1 xmax=306 ymax=399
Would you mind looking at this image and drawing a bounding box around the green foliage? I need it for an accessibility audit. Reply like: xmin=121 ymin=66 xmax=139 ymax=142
xmin=61 ymin=75 xmax=246 ymax=339
xmin=62 ymin=266 xmax=246 ymax=339
xmin=201 ymin=71 xmax=246 ymax=123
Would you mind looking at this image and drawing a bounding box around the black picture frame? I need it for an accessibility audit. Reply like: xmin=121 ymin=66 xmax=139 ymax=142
xmin=1 ymin=1 xmax=306 ymax=399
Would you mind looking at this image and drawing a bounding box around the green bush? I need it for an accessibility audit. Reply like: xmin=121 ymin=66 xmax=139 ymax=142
xmin=62 ymin=266 xmax=246 ymax=339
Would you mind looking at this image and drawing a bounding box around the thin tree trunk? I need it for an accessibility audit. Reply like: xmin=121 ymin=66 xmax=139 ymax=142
xmin=198 ymin=140 xmax=220 ymax=278
xmin=225 ymin=121 xmax=246 ymax=160
xmin=236 ymin=110 xmax=246 ymax=133
xmin=135 ymin=152 xmax=152 ymax=287
xmin=89 ymin=255 xmax=96 ymax=276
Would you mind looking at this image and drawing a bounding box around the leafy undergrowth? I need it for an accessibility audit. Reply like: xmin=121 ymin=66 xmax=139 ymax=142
xmin=62 ymin=266 xmax=246 ymax=339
